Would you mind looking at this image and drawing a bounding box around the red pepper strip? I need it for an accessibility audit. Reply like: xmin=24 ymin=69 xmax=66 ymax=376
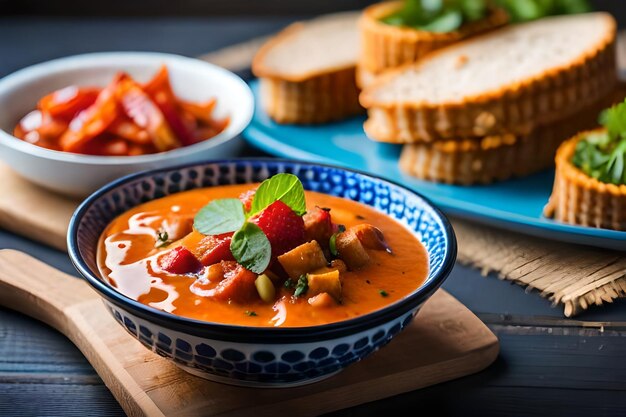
xmin=59 ymin=77 xmax=120 ymax=153
xmin=38 ymin=86 xmax=100 ymax=120
xmin=79 ymin=136 xmax=130 ymax=156
xmin=179 ymin=99 xmax=217 ymax=125
xmin=107 ymin=117 xmax=151 ymax=145
xmin=142 ymin=65 xmax=172 ymax=97
xmin=143 ymin=66 xmax=197 ymax=146
xmin=115 ymin=76 xmax=180 ymax=152
xmin=152 ymin=90 xmax=197 ymax=146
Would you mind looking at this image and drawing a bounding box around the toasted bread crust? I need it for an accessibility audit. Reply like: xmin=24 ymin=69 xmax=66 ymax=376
xmin=544 ymin=129 xmax=626 ymax=230
xmin=399 ymin=91 xmax=612 ymax=184
xmin=358 ymin=1 xmax=508 ymax=79
xmin=260 ymin=68 xmax=363 ymax=124
xmin=361 ymin=13 xmax=617 ymax=142
xmin=399 ymin=89 xmax=623 ymax=184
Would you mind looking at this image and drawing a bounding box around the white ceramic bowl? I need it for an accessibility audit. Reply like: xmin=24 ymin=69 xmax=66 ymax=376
xmin=0 ymin=52 xmax=254 ymax=197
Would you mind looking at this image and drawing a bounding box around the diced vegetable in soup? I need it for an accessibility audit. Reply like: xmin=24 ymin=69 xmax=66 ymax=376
xmin=97 ymin=174 xmax=428 ymax=327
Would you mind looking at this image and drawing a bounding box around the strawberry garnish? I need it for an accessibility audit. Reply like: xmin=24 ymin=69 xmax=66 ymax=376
xmin=250 ymin=200 xmax=305 ymax=259
xmin=159 ymin=246 xmax=202 ymax=274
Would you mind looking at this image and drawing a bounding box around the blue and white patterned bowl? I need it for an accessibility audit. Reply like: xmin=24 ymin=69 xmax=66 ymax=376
xmin=68 ymin=159 xmax=457 ymax=387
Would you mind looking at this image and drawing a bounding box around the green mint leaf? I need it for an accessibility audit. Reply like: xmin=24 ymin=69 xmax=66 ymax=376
xmin=194 ymin=198 xmax=245 ymax=235
xmin=244 ymin=310 xmax=257 ymax=317
xmin=230 ymin=222 xmax=271 ymax=274
xmin=379 ymin=290 xmax=389 ymax=297
xmin=249 ymin=173 xmax=306 ymax=217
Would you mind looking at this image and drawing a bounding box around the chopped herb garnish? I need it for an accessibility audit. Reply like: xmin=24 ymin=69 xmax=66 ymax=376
xmin=245 ymin=310 xmax=257 ymax=316
xmin=155 ymin=230 xmax=170 ymax=248
xmin=379 ymin=290 xmax=389 ymax=297
xmin=337 ymin=224 xmax=346 ymax=233
xmin=572 ymin=99 xmax=626 ymax=186
xmin=284 ymin=278 xmax=295 ymax=289
xmin=293 ymin=275 xmax=309 ymax=297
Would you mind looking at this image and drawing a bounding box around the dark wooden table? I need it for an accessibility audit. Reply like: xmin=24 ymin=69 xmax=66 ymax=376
xmin=1 ymin=16 xmax=626 ymax=417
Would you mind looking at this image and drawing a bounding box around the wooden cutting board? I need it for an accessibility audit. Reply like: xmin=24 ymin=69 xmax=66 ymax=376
xmin=0 ymin=249 xmax=498 ymax=417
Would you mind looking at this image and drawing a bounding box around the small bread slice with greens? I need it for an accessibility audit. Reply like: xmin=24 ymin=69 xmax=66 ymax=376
xmin=544 ymin=100 xmax=626 ymax=231
xmin=361 ymin=13 xmax=617 ymax=142
xmin=400 ymin=90 xmax=621 ymax=184
xmin=357 ymin=0 xmax=508 ymax=87
xmin=252 ymin=12 xmax=363 ymax=124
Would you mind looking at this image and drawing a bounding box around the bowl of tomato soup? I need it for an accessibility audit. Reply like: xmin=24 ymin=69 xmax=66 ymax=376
xmin=68 ymin=159 xmax=456 ymax=387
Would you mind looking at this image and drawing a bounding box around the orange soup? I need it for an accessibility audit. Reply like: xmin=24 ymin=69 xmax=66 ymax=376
xmin=97 ymin=181 xmax=428 ymax=327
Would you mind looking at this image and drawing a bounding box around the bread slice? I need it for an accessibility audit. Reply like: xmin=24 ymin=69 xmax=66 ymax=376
xmin=361 ymin=13 xmax=617 ymax=142
xmin=253 ymin=12 xmax=363 ymax=124
xmin=357 ymin=1 xmax=508 ymax=87
xmin=399 ymin=89 xmax=622 ymax=185
xmin=544 ymin=130 xmax=626 ymax=230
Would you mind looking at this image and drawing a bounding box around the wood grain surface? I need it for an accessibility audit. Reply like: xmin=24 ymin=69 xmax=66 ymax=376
xmin=0 ymin=249 xmax=498 ymax=417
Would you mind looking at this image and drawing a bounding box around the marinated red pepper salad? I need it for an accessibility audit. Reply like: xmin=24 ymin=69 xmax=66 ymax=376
xmin=13 ymin=65 xmax=229 ymax=156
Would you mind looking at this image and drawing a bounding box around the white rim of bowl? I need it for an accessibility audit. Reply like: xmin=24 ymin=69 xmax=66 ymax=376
xmin=0 ymin=51 xmax=254 ymax=165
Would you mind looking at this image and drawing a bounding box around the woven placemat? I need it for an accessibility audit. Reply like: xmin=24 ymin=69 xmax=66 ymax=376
xmin=0 ymin=18 xmax=624 ymax=317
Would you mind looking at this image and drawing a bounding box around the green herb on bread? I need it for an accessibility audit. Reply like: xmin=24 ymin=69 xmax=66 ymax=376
xmin=381 ymin=0 xmax=591 ymax=31
xmin=572 ymin=100 xmax=626 ymax=186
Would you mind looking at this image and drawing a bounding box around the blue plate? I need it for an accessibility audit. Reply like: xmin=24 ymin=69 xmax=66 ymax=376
xmin=243 ymin=80 xmax=626 ymax=250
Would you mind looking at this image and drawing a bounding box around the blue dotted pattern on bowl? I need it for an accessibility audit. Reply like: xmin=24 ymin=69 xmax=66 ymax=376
xmin=106 ymin=301 xmax=419 ymax=385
